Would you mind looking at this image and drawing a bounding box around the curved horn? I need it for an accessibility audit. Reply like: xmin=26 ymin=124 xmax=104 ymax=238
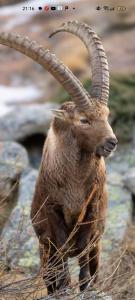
xmin=49 ymin=21 xmax=109 ymax=105
xmin=0 ymin=32 xmax=91 ymax=111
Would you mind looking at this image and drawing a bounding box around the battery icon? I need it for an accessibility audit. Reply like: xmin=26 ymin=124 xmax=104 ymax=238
xmin=117 ymin=6 xmax=126 ymax=11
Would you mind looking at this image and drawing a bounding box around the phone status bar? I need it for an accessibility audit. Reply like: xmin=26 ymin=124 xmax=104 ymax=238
xmin=21 ymin=4 xmax=127 ymax=13
xmin=22 ymin=5 xmax=76 ymax=12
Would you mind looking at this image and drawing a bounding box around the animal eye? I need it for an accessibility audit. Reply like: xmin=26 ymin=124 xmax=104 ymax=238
xmin=80 ymin=118 xmax=90 ymax=125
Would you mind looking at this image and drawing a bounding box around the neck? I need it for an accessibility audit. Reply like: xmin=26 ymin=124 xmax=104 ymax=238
xmin=47 ymin=124 xmax=101 ymax=181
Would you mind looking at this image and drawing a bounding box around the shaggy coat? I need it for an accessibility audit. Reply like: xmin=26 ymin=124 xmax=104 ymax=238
xmin=31 ymin=101 xmax=117 ymax=293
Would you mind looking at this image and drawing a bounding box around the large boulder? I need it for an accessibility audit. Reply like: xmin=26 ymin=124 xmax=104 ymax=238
xmin=0 ymin=141 xmax=29 ymax=233
xmin=0 ymin=141 xmax=29 ymax=168
xmin=101 ymin=146 xmax=134 ymax=261
xmin=0 ymin=103 xmax=58 ymax=142
xmin=1 ymin=168 xmax=39 ymax=271
xmin=102 ymin=181 xmax=131 ymax=261
xmin=0 ymin=163 xmax=20 ymax=234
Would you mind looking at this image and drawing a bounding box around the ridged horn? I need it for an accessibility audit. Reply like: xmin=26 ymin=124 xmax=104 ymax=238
xmin=0 ymin=32 xmax=91 ymax=111
xmin=49 ymin=21 xmax=109 ymax=105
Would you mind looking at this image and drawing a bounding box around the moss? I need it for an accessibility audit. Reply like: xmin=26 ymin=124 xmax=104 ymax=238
xmin=109 ymin=75 xmax=135 ymax=141
xmin=52 ymin=74 xmax=135 ymax=142
xmin=84 ymin=74 xmax=135 ymax=142
xmin=52 ymin=88 xmax=70 ymax=104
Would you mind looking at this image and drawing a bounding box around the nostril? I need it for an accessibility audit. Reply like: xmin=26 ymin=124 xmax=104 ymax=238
xmin=108 ymin=138 xmax=118 ymax=146
xmin=112 ymin=138 xmax=118 ymax=146
xmin=107 ymin=137 xmax=118 ymax=147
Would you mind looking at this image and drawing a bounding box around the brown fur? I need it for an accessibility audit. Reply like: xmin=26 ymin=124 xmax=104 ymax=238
xmin=31 ymin=101 xmax=117 ymax=294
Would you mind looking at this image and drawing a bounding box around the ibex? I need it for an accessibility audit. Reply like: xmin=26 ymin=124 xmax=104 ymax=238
xmin=0 ymin=21 xmax=117 ymax=294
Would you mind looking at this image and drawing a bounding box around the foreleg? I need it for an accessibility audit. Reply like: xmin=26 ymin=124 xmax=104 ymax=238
xmin=39 ymin=208 xmax=71 ymax=294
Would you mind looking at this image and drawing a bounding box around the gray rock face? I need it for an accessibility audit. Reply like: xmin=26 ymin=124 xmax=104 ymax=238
xmin=0 ymin=142 xmax=29 ymax=233
xmin=0 ymin=103 xmax=58 ymax=141
xmin=123 ymin=168 xmax=135 ymax=195
xmin=0 ymin=163 xmax=20 ymax=234
xmin=0 ymin=141 xmax=29 ymax=168
xmin=42 ymin=290 xmax=112 ymax=300
xmin=1 ymin=168 xmax=39 ymax=271
xmin=107 ymin=171 xmax=123 ymax=186
xmin=80 ymin=290 xmax=112 ymax=300
xmin=31 ymin=289 xmax=112 ymax=300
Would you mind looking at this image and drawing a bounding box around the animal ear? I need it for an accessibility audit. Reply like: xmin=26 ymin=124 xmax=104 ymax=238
xmin=50 ymin=21 xmax=109 ymax=106
xmin=51 ymin=109 xmax=66 ymax=120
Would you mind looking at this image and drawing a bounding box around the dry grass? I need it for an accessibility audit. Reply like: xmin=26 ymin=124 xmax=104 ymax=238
xmin=100 ymin=222 xmax=135 ymax=300
xmin=0 ymin=225 xmax=104 ymax=299
xmin=0 ymin=198 xmax=135 ymax=300
xmin=0 ymin=225 xmax=135 ymax=300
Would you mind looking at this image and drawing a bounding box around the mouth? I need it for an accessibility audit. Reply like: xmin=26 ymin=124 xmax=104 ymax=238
xmin=102 ymin=146 xmax=116 ymax=157
xmin=96 ymin=143 xmax=117 ymax=158
xmin=103 ymin=143 xmax=117 ymax=156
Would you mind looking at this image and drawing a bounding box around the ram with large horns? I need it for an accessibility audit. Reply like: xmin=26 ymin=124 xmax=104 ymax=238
xmin=0 ymin=21 xmax=118 ymax=294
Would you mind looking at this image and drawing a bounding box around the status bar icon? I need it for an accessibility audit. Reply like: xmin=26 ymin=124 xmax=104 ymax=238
xmin=57 ymin=5 xmax=63 ymax=11
xmin=103 ymin=6 xmax=109 ymax=11
xmin=96 ymin=6 xmax=102 ymax=10
xmin=117 ymin=6 xmax=126 ymax=11
xmin=51 ymin=6 xmax=56 ymax=10
xmin=44 ymin=5 xmax=49 ymax=11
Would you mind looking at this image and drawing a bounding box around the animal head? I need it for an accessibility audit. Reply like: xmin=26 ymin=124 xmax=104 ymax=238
xmin=0 ymin=21 xmax=117 ymax=157
xmin=52 ymin=101 xmax=117 ymax=157
xmin=49 ymin=21 xmax=117 ymax=157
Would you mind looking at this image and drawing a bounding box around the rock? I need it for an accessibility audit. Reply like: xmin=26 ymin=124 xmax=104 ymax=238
xmin=107 ymin=171 xmax=123 ymax=187
xmin=0 ymin=103 xmax=58 ymax=142
xmin=0 ymin=141 xmax=29 ymax=233
xmin=123 ymin=168 xmax=135 ymax=195
xmin=34 ymin=290 xmax=112 ymax=300
xmin=1 ymin=168 xmax=39 ymax=271
xmin=102 ymin=182 xmax=131 ymax=262
xmin=0 ymin=141 xmax=29 ymax=169
xmin=0 ymin=163 xmax=20 ymax=234
xmin=80 ymin=290 xmax=112 ymax=300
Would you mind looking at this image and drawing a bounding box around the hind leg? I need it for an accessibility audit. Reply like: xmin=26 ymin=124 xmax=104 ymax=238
xmin=55 ymin=256 xmax=71 ymax=292
xmin=89 ymin=241 xmax=100 ymax=283
xmin=79 ymin=253 xmax=90 ymax=291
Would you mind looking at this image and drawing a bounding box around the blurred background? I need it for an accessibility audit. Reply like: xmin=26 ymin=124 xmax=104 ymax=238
xmin=0 ymin=0 xmax=135 ymax=142
xmin=0 ymin=1 xmax=135 ymax=299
